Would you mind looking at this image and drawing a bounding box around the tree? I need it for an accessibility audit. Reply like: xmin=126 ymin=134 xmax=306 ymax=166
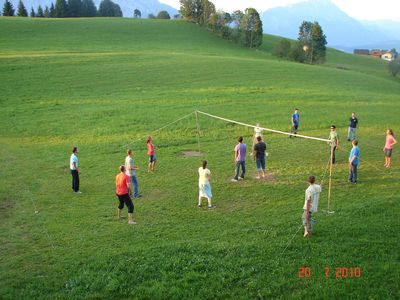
xmin=30 ymin=7 xmax=35 ymax=17
xmin=49 ymin=3 xmax=55 ymax=17
xmin=298 ymin=21 xmax=327 ymax=64
xmin=148 ymin=13 xmax=155 ymax=19
xmin=157 ymin=10 xmax=170 ymax=19
xmin=200 ymin=0 xmax=215 ymax=25
xmin=99 ymin=0 xmax=122 ymax=17
xmin=3 ymin=0 xmax=15 ymax=16
xmin=133 ymin=8 xmax=141 ymax=18
xmin=290 ymin=42 xmax=306 ymax=63
xmin=54 ymin=0 xmax=68 ymax=17
xmin=44 ymin=6 xmax=50 ymax=17
xmin=388 ymin=58 xmax=400 ymax=77
xmin=37 ymin=5 xmax=44 ymax=17
xmin=179 ymin=0 xmax=204 ymax=24
xmin=275 ymin=39 xmax=292 ymax=59
xmin=240 ymin=8 xmax=263 ymax=48
xmin=17 ymin=0 xmax=28 ymax=16
xmin=68 ymin=0 xmax=82 ymax=17
xmin=81 ymin=0 xmax=96 ymax=17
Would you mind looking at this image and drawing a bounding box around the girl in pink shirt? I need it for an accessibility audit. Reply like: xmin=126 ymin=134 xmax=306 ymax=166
xmin=383 ymin=129 xmax=397 ymax=168
xmin=147 ymin=136 xmax=156 ymax=172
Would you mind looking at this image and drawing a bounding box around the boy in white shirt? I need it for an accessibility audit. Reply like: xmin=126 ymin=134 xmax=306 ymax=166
xmin=302 ymin=176 xmax=322 ymax=237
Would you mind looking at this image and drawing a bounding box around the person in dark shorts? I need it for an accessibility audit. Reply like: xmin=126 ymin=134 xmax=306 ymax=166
xmin=253 ymin=136 xmax=267 ymax=179
xmin=116 ymin=165 xmax=136 ymax=224
xmin=290 ymin=108 xmax=300 ymax=138
xmin=384 ymin=129 xmax=397 ymax=168
xmin=147 ymin=136 xmax=156 ymax=172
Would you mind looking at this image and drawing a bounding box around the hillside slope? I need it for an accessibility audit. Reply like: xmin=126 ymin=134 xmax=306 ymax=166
xmin=0 ymin=18 xmax=399 ymax=299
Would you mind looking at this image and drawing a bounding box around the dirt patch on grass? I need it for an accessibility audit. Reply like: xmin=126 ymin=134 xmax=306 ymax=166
xmin=0 ymin=199 xmax=15 ymax=222
xmin=0 ymin=199 xmax=15 ymax=210
xmin=181 ymin=151 xmax=204 ymax=157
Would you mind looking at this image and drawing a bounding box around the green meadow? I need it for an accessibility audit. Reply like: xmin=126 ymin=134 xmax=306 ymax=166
xmin=0 ymin=17 xmax=399 ymax=299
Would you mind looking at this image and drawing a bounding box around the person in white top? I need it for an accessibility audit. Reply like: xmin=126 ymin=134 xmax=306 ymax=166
xmin=125 ymin=149 xmax=140 ymax=198
xmin=70 ymin=147 xmax=81 ymax=193
xmin=198 ymin=160 xmax=216 ymax=209
xmin=252 ymin=123 xmax=263 ymax=153
xmin=302 ymin=175 xmax=322 ymax=237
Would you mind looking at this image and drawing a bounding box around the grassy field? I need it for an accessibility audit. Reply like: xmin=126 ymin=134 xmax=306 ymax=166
xmin=0 ymin=17 xmax=399 ymax=299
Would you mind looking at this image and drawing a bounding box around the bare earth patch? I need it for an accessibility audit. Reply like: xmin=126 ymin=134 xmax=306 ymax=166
xmin=181 ymin=151 xmax=204 ymax=157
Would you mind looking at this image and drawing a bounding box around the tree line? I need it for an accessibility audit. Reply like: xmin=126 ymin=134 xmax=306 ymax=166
xmin=2 ymin=0 xmax=121 ymax=17
xmin=179 ymin=0 xmax=263 ymax=48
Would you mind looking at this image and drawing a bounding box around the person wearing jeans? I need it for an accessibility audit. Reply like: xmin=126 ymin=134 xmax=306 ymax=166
xmin=253 ymin=136 xmax=267 ymax=179
xmin=232 ymin=136 xmax=246 ymax=182
xmin=125 ymin=149 xmax=140 ymax=198
xmin=348 ymin=140 xmax=360 ymax=183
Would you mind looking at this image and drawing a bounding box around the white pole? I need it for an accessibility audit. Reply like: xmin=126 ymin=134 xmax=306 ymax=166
xmin=195 ymin=111 xmax=201 ymax=153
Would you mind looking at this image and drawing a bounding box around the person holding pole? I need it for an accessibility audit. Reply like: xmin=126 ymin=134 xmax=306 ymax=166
xmin=70 ymin=147 xmax=81 ymax=194
xmin=384 ymin=129 xmax=397 ymax=168
xmin=302 ymin=176 xmax=321 ymax=238
xmin=116 ymin=165 xmax=136 ymax=224
xmin=347 ymin=112 xmax=358 ymax=141
xmin=232 ymin=136 xmax=246 ymax=182
xmin=328 ymin=125 xmax=340 ymax=164
xmin=252 ymin=123 xmax=263 ymax=153
xmin=348 ymin=140 xmax=360 ymax=184
xmin=198 ymin=160 xmax=216 ymax=209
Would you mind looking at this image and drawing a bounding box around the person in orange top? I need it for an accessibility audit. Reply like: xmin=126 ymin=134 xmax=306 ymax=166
xmin=383 ymin=129 xmax=397 ymax=168
xmin=146 ymin=136 xmax=157 ymax=172
xmin=116 ymin=165 xmax=136 ymax=224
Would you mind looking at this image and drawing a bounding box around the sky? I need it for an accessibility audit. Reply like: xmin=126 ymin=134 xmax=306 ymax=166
xmin=159 ymin=0 xmax=400 ymax=21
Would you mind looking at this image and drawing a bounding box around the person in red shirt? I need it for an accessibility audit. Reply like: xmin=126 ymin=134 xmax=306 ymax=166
xmin=147 ymin=136 xmax=157 ymax=172
xmin=116 ymin=165 xmax=136 ymax=224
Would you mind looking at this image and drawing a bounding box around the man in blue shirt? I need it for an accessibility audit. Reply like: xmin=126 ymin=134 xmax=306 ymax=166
xmin=290 ymin=108 xmax=300 ymax=138
xmin=348 ymin=140 xmax=360 ymax=184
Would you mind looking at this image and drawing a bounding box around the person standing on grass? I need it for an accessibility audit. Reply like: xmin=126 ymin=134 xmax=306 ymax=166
xmin=70 ymin=147 xmax=81 ymax=194
xmin=232 ymin=136 xmax=246 ymax=182
xmin=253 ymin=136 xmax=267 ymax=179
xmin=348 ymin=140 xmax=360 ymax=184
xmin=125 ymin=149 xmax=140 ymax=198
xmin=116 ymin=165 xmax=136 ymax=225
xmin=302 ymin=176 xmax=321 ymax=238
xmin=347 ymin=112 xmax=358 ymax=141
xmin=328 ymin=125 xmax=340 ymax=164
xmin=147 ymin=136 xmax=156 ymax=172
xmin=384 ymin=129 xmax=397 ymax=168
xmin=198 ymin=160 xmax=216 ymax=209
xmin=290 ymin=108 xmax=300 ymax=138
xmin=252 ymin=123 xmax=263 ymax=151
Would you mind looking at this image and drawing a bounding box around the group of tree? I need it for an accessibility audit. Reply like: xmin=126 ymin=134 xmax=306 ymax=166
xmin=147 ymin=10 xmax=171 ymax=19
xmin=274 ymin=21 xmax=327 ymax=64
xmin=2 ymin=0 xmax=122 ymax=17
xmin=179 ymin=0 xmax=263 ymax=48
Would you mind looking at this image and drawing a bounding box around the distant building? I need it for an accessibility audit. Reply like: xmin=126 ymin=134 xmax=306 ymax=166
xmin=382 ymin=52 xmax=395 ymax=61
xmin=354 ymin=49 xmax=369 ymax=55
xmin=370 ymin=49 xmax=382 ymax=58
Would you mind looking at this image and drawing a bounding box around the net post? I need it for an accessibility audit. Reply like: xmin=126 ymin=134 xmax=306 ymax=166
xmin=195 ymin=110 xmax=201 ymax=154
xmin=327 ymin=143 xmax=334 ymax=214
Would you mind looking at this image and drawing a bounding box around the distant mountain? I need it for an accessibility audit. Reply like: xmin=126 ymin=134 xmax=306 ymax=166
xmin=260 ymin=0 xmax=395 ymax=51
xmin=0 ymin=0 xmax=178 ymax=18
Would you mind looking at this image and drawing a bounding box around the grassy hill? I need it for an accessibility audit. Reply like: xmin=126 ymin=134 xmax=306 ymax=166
xmin=0 ymin=17 xmax=399 ymax=299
